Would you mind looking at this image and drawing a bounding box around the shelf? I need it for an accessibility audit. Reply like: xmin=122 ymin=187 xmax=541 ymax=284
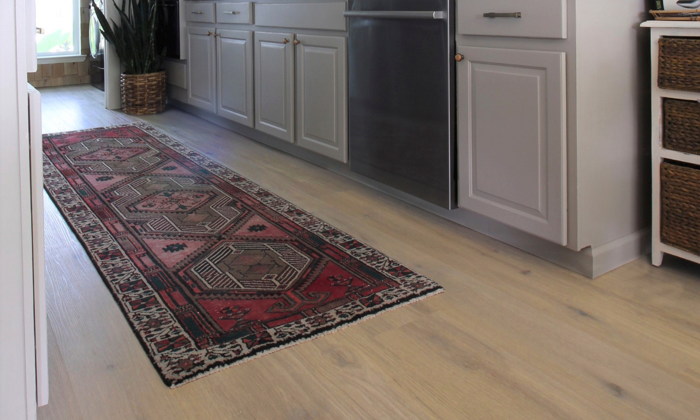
xmin=660 ymin=148 xmax=700 ymax=166
xmin=642 ymin=20 xmax=700 ymax=29
xmin=657 ymin=89 xmax=700 ymax=101
xmin=659 ymin=243 xmax=700 ymax=265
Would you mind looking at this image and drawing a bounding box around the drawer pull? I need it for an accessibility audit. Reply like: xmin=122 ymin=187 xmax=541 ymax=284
xmin=483 ymin=12 xmax=522 ymax=18
xmin=223 ymin=11 xmax=240 ymax=14
xmin=191 ymin=11 xmax=203 ymax=14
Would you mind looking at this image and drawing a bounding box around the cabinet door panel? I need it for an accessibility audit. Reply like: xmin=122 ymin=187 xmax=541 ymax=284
xmin=187 ymin=27 xmax=216 ymax=112
xmin=217 ymin=30 xmax=254 ymax=127
xmin=254 ymin=31 xmax=294 ymax=142
xmin=296 ymin=34 xmax=347 ymax=162
xmin=457 ymin=46 xmax=567 ymax=245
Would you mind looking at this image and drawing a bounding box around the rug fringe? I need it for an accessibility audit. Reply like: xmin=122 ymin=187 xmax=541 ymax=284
xmin=170 ymin=288 xmax=443 ymax=388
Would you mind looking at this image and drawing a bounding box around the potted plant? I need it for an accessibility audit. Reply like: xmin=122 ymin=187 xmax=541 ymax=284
xmin=91 ymin=0 xmax=167 ymax=115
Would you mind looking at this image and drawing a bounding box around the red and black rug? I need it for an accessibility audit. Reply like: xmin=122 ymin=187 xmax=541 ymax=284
xmin=43 ymin=122 xmax=443 ymax=387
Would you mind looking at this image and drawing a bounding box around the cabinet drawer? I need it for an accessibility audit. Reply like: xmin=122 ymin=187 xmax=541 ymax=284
xmin=216 ymin=2 xmax=253 ymax=24
xmin=664 ymin=99 xmax=700 ymax=155
xmin=457 ymin=0 xmax=567 ymax=39
xmin=661 ymin=161 xmax=700 ymax=257
xmin=658 ymin=37 xmax=700 ymax=92
xmin=255 ymin=2 xmax=346 ymax=31
xmin=186 ymin=2 xmax=215 ymax=23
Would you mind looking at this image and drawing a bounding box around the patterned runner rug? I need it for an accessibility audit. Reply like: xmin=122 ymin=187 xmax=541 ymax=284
xmin=43 ymin=122 xmax=443 ymax=387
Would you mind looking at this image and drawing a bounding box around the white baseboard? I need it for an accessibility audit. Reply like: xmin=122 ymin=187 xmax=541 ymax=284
xmin=589 ymin=229 xmax=651 ymax=277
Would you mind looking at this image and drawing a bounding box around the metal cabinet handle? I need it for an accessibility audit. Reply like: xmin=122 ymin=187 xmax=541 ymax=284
xmin=213 ymin=33 xmax=219 ymax=37
xmin=207 ymin=31 xmax=212 ymax=36
xmin=343 ymin=11 xmax=444 ymax=20
xmin=455 ymin=54 xmax=464 ymax=62
xmin=283 ymin=38 xmax=289 ymax=44
xmin=483 ymin=12 xmax=522 ymax=18
xmin=191 ymin=11 xmax=203 ymax=14
xmin=294 ymin=39 xmax=300 ymax=45
xmin=223 ymin=11 xmax=240 ymax=14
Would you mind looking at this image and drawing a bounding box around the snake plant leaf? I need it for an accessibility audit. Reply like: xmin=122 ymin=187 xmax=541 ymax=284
xmin=90 ymin=0 xmax=165 ymax=74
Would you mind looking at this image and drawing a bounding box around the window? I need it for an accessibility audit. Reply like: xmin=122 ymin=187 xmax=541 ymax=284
xmin=36 ymin=0 xmax=80 ymax=58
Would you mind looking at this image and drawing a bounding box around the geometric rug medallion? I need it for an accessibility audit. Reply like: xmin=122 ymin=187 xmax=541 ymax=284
xmin=43 ymin=122 xmax=443 ymax=387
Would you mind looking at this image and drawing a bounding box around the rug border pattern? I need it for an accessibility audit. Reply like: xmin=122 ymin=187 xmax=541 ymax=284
xmin=42 ymin=122 xmax=444 ymax=388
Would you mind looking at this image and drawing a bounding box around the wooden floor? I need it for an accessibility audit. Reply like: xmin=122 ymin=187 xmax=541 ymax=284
xmin=37 ymin=85 xmax=700 ymax=420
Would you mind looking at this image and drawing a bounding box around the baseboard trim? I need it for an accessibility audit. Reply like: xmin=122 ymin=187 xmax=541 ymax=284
xmin=168 ymin=100 xmax=650 ymax=278
xmin=589 ymin=229 xmax=651 ymax=278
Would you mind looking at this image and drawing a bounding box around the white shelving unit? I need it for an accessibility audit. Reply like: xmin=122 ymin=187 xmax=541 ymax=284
xmin=642 ymin=20 xmax=700 ymax=267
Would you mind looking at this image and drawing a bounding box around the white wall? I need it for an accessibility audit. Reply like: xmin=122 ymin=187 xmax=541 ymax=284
xmin=1 ymin=1 xmax=37 ymax=419
xmin=104 ymin=0 xmax=121 ymax=109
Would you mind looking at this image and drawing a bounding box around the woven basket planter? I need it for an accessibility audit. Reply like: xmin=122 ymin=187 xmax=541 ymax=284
xmin=120 ymin=71 xmax=167 ymax=115
xmin=661 ymin=161 xmax=700 ymax=256
xmin=663 ymin=99 xmax=700 ymax=155
xmin=658 ymin=37 xmax=700 ymax=92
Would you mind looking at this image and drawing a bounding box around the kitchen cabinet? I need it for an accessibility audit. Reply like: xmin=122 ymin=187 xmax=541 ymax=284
xmin=185 ymin=27 xmax=348 ymax=160
xmin=295 ymin=34 xmax=347 ymax=163
xmin=217 ymin=29 xmax=254 ymax=127
xmin=187 ymin=26 xmax=254 ymax=125
xmin=187 ymin=26 xmax=216 ymax=112
xmin=448 ymin=0 xmax=652 ymax=277
xmin=254 ymin=31 xmax=295 ymax=142
xmin=170 ymin=0 xmax=651 ymax=276
xmin=456 ymin=46 xmax=567 ymax=245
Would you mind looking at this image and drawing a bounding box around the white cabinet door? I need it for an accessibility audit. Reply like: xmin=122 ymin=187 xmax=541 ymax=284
xmin=217 ymin=30 xmax=254 ymax=127
xmin=187 ymin=27 xmax=216 ymax=112
xmin=254 ymin=31 xmax=295 ymax=142
xmin=295 ymin=34 xmax=347 ymax=162
xmin=456 ymin=46 xmax=567 ymax=245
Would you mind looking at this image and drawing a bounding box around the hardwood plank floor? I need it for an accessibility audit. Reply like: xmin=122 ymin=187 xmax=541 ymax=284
xmin=37 ymin=84 xmax=700 ymax=420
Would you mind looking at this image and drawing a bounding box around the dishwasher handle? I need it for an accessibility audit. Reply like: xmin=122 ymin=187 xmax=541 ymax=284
xmin=343 ymin=10 xmax=445 ymax=20
xmin=483 ymin=12 xmax=522 ymax=18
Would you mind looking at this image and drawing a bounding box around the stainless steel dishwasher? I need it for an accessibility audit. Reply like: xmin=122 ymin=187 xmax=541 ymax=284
xmin=345 ymin=0 xmax=456 ymax=209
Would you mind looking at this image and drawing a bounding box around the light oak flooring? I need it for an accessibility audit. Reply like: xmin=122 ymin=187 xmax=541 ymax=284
xmin=37 ymin=85 xmax=700 ymax=420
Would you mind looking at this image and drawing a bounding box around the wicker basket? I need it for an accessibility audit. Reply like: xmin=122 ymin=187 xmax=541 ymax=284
xmin=661 ymin=161 xmax=700 ymax=256
xmin=663 ymin=99 xmax=700 ymax=155
xmin=658 ymin=37 xmax=700 ymax=92
xmin=120 ymin=71 xmax=167 ymax=115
